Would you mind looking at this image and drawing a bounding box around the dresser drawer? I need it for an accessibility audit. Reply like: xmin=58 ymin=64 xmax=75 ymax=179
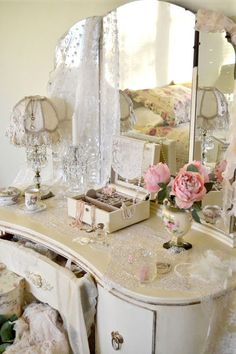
xmin=0 ymin=239 xmax=97 ymax=354
xmin=96 ymin=284 xmax=154 ymax=354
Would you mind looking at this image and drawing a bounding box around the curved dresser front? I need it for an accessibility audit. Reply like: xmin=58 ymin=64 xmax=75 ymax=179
xmin=0 ymin=199 xmax=235 ymax=354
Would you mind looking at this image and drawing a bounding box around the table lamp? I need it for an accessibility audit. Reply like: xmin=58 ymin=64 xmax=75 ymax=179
xmin=6 ymin=95 xmax=60 ymax=190
xmin=196 ymin=87 xmax=229 ymax=165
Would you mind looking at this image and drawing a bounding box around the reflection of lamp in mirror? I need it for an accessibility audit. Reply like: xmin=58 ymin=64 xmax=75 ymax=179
xmin=119 ymin=90 xmax=136 ymax=133
xmin=6 ymin=96 xmax=60 ymax=190
xmin=197 ymin=87 xmax=229 ymax=166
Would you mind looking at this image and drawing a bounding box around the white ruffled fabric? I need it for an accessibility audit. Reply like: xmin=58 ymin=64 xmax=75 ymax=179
xmin=6 ymin=303 xmax=70 ymax=354
xmin=195 ymin=9 xmax=236 ymax=45
xmin=0 ymin=240 xmax=97 ymax=354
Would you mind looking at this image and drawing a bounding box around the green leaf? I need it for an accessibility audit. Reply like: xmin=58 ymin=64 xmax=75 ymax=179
xmin=192 ymin=209 xmax=201 ymax=223
xmin=193 ymin=201 xmax=202 ymax=211
xmin=0 ymin=321 xmax=15 ymax=343
xmin=205 ymin=182 xmax=214 ymax=193
xmin=186 ymin=164 xmax=199 ymax=173
xmin=8 ymin=315 xmax=17 ymax=323
xmin=0 ymin=317 xmax=6 ymax=329
xmin=157 ymin=188 xmax=167 ymax=203
xmin=0 ymin=343 xmax=11 ymax=353
xmin=158 ymin=183 xmax=167 ymax=189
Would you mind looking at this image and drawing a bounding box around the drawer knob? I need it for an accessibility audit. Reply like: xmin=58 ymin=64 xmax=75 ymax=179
xmin=111 ymin=331 xmax=124 ymax=350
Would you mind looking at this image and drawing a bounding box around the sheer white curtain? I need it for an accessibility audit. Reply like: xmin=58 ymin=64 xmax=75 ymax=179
xmin=48 ymin=12 xmax=120 ymax=188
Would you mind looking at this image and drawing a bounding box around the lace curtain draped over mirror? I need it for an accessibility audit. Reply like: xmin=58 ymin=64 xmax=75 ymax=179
xmin=48 ymin=12 xmax=119 ymax=187
xmin=195 ymin=9 xmax=236 ymax=44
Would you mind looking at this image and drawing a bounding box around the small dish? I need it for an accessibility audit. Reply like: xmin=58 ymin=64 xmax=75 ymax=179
xmin=20 ymin=203 xmax=46 ymax=214
xmin=0 ymin=187 xmax=21 ymax=206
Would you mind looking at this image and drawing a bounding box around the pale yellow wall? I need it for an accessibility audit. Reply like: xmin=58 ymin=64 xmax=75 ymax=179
xmin=0 ymin=0 xmax=132 ymax=185
xmin=0 ymin=0 xmax=235 ymax=186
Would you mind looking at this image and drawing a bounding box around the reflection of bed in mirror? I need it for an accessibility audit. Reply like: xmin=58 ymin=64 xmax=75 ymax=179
xmin=117 ymin=0 xmax=195 ymax=174
xmin=122 ymin=83 xmax=192 ymax=173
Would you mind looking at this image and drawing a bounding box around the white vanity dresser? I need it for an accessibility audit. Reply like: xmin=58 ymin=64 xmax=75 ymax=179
xmin=1 ymin=0 xmax=236 ymax=352
xmin=0 ymin=199 xmax=236 ymax=354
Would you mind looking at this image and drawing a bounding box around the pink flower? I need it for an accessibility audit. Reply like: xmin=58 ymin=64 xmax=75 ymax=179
xmin=182 ymin=160 xmax=210 ymax=182
xmin=171 ymin=171 xmax=206 ymax=209
xmin=144 ymin=163 xmax=171 ymax=193
xmin=215 ymin=160 xmax=227 ymax=183
xmin=102 ymin=185 xmax=116 ymax=196
xmin=149 ymin=128 xmax=157 ymax=136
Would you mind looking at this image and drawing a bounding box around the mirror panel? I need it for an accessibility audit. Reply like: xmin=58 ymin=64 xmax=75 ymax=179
xmin=118 ymin=1 xmax=195 ymax=90
xmin=196 ymin=31 xmax=235 ymax=231
xmin=197 ymin=32 xmax=235 ymax=177
xmin=117 ymin=0 xmax=195 ymax=174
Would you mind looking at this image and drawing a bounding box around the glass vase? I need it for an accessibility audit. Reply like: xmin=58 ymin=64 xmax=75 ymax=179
xmin=161 ymin=201 xmax=192 ymax=252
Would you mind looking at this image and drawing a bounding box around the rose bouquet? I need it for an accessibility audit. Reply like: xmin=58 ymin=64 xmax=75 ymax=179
xmin=144 ymin=161 xmax=213 ymax=222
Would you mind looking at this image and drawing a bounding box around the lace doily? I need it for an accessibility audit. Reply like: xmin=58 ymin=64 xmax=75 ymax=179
xmin=102 ymin=222 xmax=236 ymax=300
xmin=112 ymin=136 xmax=145 ymax=180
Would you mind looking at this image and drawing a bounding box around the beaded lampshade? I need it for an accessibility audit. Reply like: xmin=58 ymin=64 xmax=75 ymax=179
xmin=6 ymin=96 xmax=60 ymax=189
xmin=196 ymin=87 xmax=229 ymax=165
xmin=197 ymin=87 xmax=229 ymax=131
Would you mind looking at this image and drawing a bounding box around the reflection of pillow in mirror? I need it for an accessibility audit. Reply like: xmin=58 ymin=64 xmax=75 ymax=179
xmin=126 ymin=85 xmax=191 ymax=126
xmin=133 ymin=107 xmax=164 ymax=129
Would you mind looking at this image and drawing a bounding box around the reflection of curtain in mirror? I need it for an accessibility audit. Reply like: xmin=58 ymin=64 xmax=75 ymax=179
xmin=48 ymin=13 xmax=119 ymax=187
xmin=117 ymin=0 xmax=194 ymax=90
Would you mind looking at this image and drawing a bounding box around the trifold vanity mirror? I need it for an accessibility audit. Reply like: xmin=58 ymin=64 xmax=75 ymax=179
xmin=47 ymin=1 xmax=236 ymax=243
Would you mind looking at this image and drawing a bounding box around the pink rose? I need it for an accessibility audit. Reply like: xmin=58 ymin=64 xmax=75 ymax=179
xmin=102 ymin=185 xmax=116 ymax=196
xmin=172 ymin=171 xmax=206 ymax=209
xmin=182 ymin=160 xmax=210 ymax=183
xmin=149 ymin=128 xmax=157 ymax=136
xmin=215 ymin=160 xmax=227 ymax=183
xmin=144 ymin=163 xmax=171 ymax=193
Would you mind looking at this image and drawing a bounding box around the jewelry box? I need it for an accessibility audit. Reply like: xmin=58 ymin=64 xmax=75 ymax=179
xmin=67 ymin=136 xmax=161 ymax=233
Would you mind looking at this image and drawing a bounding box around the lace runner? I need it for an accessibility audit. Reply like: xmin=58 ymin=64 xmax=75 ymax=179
xmin=7 ymin=199 xmax=236 ymax=299
xmin=102 ymin=223 xmax=236 ymax=298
